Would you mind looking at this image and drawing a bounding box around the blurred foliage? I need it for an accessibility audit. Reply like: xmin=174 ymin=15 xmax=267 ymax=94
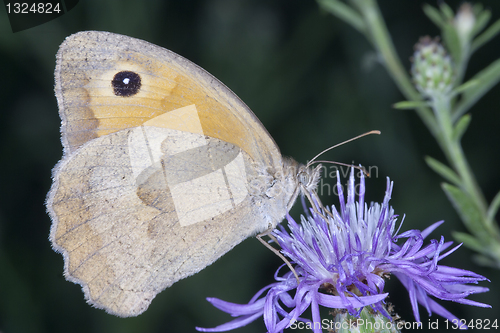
xmin=0 ymin=0 xmax=499 ymax=332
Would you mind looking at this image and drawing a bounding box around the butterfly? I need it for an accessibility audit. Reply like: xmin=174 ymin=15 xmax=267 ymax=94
xmin=47 ymin=31 xmax=321 ymax=317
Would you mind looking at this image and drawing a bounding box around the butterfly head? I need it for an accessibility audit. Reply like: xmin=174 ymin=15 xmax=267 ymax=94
xmin=280 ymin=158 xmax=322 ymax=214
xmin=297 ymin=163 xmax=322 ymax=196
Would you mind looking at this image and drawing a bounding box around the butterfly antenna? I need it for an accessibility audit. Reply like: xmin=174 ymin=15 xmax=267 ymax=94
xmin=306 ymin=130 xmax=380 ymax=168
xmin=311 ymin=160 xmax=371 ymax=177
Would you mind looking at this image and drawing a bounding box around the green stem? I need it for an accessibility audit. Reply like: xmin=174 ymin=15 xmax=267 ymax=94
xmin=432 ymin=95 xmax=488 ymax=216
xmin=453 ymin=37 xmax=471 ymax=90
xmin=352 ymin=0 xmax=439 ymax=135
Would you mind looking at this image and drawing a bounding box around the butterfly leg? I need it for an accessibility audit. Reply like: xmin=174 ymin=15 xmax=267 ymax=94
xmin=256 ymin=229 xmax=300 ymax=284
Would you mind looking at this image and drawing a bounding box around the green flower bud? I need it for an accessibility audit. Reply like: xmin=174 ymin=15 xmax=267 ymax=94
xmin=454 ymin=3 xmax=475 ymax=44
xmin=333 ymin=307 xmax=402 ymax=333
xmin=411 ymin=36 xmax=454 ymax=98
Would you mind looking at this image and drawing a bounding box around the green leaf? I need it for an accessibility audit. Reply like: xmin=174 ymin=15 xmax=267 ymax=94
xmin=317 ymin=0 xmax=366 ymax=33
xmin=441 ymin=183 xmax=487 ymax=237
xmin=440 ymin=2 xmax=455 ymax=20
xmin=472 ymin=19 xmax=500 ymax=52
xmin=472 ymin=3 xmax=484 ymax=17
xmin=472 ymin=9 xmax=491 ymax=37
xmin=471 ymin=254 xmax=500 ymax=268
xmin=442 ymin=25 xmax=462 ymax=65
xmin=392 ymin=100 xmax=428 ymax=110
xmin=487 ymin=190 xmax=500 ymax=227
xmin=453 ymin=58 xmax=500 ymax=120
xmin=452 ymin=231 xmax=485 ymax=252
xmin=423 ymin=4 xmax=445 ymax=28
xmin=452 ymin=114 xmax=471 ymax=141
xmin=425 ymin=157 xmax=461 ymax=186
xmin=451 ymin=79 xmax=478 ymax=96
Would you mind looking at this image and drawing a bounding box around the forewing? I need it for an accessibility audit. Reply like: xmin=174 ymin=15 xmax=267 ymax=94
xmin=55 ymin=31 xmax=282 ymax=169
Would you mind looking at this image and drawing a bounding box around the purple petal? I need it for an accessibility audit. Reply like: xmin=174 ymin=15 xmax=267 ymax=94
xmin=196 ymin=311 xmax=263 ymax=332
xmin=421 ymin=221 xmax=445 ymax=238
xmin=205 ymin=297 xmax=265 ymax=316
xmin=310 ymin=294 xmax=323 ymax=333
xmin=316 ymin=292 xmax=388 ymax=308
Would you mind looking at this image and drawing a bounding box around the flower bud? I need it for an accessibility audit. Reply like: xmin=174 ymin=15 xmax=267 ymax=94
xmin=455 ymin=3 xmax=475 ymax=43
xmin=333 ymin=307 xmax=402 ymax=333
xmin=411 ymin=36 xmax=454 ymax=98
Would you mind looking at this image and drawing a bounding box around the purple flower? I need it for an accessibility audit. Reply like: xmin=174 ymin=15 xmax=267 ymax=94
xmin=197 ymin=168 xmax=490 ymax=333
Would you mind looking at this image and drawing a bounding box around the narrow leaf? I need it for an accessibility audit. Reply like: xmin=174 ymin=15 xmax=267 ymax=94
xmin=392 ymin=100 xmax=428 ymax=110
xmin=472 ymin=19 xmax=500 ymax=52
xmin=423 ymin=4 xmax=445 ymax=28
xmin=452 ymin=114 xmax=471 ymax=141
xmin=451 ymin=79 xmax=478 ymax=96
xmin=440 ymin=2 xmax=455 ymax=20
xmin=471 ymin=254 xmax=499 ymax=268
xmin=472 ymin=3 xmax=484 ymax=16
xmin=486 ymin=190 xmax=500 ymax=227
xmin=441 ymin=183 xmax=487 ymax=237
xmin=471 ymin=10 xmax=491 ymax=37
xmin=317 ymin=0 xmax=365 ymax=33
xmin=425 ymin=157 xmax=461 ymax=186
xmin=452 ymin=231 xmax=484 ymax=252
xmin=453 ymin=58 xmax=500 ymax=119
xmin=443 ymin=25 xmax=462 ymax=65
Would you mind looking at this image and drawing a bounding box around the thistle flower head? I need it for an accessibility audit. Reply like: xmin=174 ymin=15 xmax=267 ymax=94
xmin=197 ymin=169 xmax=489 ymax=333
xmin=411 ymin=36 xmax=454 ymax=98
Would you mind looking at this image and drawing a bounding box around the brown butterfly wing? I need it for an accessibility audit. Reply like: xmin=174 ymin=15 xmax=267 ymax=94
xmin=49 ymin=31 xmax=296 ymax=317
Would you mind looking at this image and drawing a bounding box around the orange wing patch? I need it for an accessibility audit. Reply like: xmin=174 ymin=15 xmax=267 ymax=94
xmin=58 ymin=49 xmax=254 ymax=160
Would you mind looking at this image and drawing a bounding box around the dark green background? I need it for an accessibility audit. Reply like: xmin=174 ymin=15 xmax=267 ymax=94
xmin=0 ymin=0 xmax=499 ymax=332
